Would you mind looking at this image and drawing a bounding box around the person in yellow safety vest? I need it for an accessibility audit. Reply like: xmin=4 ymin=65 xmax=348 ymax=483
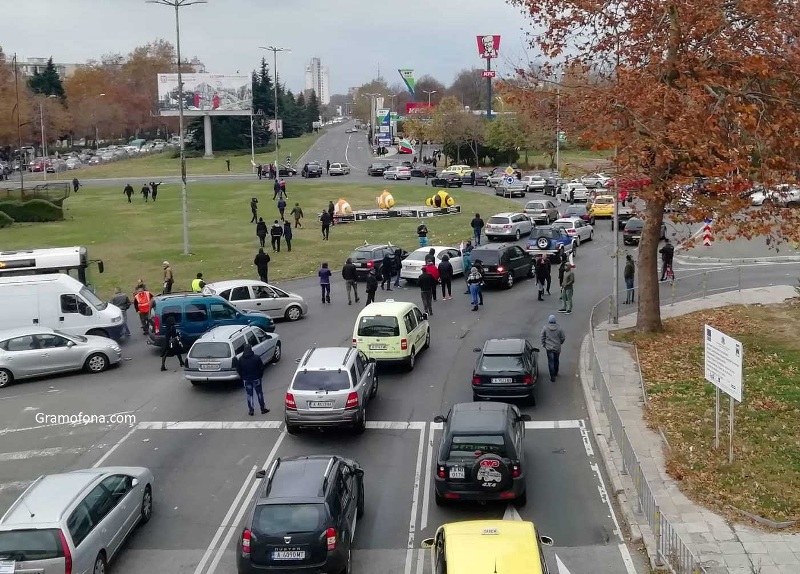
xmin=191 ymin=273 xmax=206 ymax=293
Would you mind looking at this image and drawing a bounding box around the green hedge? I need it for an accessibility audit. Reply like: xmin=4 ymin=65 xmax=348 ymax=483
xmin=0 ymin=211 xmax=13 ymax=228
xmin=0 ymin=199 xmax=63 ymax=222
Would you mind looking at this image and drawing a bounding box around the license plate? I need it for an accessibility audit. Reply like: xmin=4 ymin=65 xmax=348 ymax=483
xmin=309 ymin=401 xmax=334 ymax=408
xmin=199 ymin=363 xmax=220 ymax=371
xmin=272 ymin=550 xmax=305 ymax=560
xmin=369 ymin=344 xmax=387 ymax=350
xmin=449 ymin=467 xmax=465 ymax=479
xmin=492 ymin=378 xmax=513 ymax=384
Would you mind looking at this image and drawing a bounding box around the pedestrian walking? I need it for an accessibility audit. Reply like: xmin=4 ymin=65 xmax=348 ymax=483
xmin=624 ymin=253 xmax=635 ymax=304
xmin=461 ymin=242 xmax=473 ymax=294
xmin=277 ymin=197 xmax=287 ymax=221
xmin=254 ymin=248 xmax=270 ymax=283
xmin=417 ymin=266 xmax=435 ymax=315
xmin=535 ymin=256 xmax=549 ymax=301
xmin=467 ymin=264 xmax=482 ymax=311
xmin=541 ymin=315 xmax=566 ymax=382
xmin=133 ymin=284 xmax=153 ymax=335
xmin=269 ymin=164 xmax=276 ymax=180
xmin=327 ymin=201 xmax=336 ymax=225
xmin=320 ymin=211 xmax=332 ymax=240
xmin=279 ymin=179 xmax=287 ymax=198
xmin=250 ymin=197 xmax=259 ymax=223
xmin=110 ymin=287 xmax=132 ymax=337
xmin=542 ymin=255 xmax=552 ymax=294
xmin=159 ymin=317 xmax=185 ymax=371
xmin=150 ymin=181 xmax=162 ymax=201
xmin=342 ymin=258 xmax=360 ymax=305
xmin=380 ymin=252 xmax=394 ymax=291
xmin=270 ymin=219 xmax=283 ymax=252
xmin=417 ymin=222 xmax=429 ymax=248
xmin=123 ymin=183 xmax=134 ymax=203
xmin=326 ymin=159 xmax=330 ymax=174
xmin=438 ymin=254 xmax=454 ymax=300
xmin=559 ymin=263 xmax=575 ymax=314
xmin=392 ymin=248 xmax=403 ymax=287
xmin=470 ymin=213 xmax=484 ymax=246
xmin=72 ymin=178 xmax=81 ymax=193
xmin=283 ymin=220 xmax=293 ymax=252
xmin=191 ymin=273 xmax=206 ymax=292
xmin=473 ymin=259 xmax=485 ymax=305
xmin=272 ymin=179 xmax=280 ymax=200
xmin=365 ymin=269 xmax=378 ymax=305
xmin=257 ymin=163 xmax=262 ymax=180
xmin=659 ymin=239 xmax=674 ymax=281
xmin=291 ymin=203 xmax=304 ymax=228
xmin=236 ymin=344 xmax=268 ymax=416
xmin=141 ymin=184 xmax=150 ymax=202
xmin=319 ymin=262 xmax=332 ymax=303
xmin=256 ymin=217 xmax=268 ymax=247
xmin=162 ymin=261 xmax=174 ymax=294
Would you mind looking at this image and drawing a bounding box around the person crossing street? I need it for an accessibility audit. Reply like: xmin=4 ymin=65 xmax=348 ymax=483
xmin=342 ymin=258 xmax=360 ymax=305
xmin=541 ymin=315 xmax=566 ymax=382
xmin=236 ymin=344 xmax=269 ymax=416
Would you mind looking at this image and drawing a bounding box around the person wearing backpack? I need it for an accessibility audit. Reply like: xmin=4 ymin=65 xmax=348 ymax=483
xmin=160 ymin=317 xmax=185 ymax=371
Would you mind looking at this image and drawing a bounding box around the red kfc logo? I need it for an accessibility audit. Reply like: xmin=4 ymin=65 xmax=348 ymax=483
xmin=477 ymin=35 xmax=501 ymax=59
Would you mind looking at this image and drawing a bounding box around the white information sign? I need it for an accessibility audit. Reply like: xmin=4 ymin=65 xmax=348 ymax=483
xmin=704 ymin=324 xmax=743 ymax=402
xmin=0 ymin=562 xmax=15 ymax=574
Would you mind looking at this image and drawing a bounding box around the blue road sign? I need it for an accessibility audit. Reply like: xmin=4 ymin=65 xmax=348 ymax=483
xmin=505 ymin=176 xmax=515 ymax=185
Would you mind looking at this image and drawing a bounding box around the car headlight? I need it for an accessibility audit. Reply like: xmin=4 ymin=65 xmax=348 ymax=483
xmin=108 ymin=344 xmax=121 ymax=352
xmin=111 ymin=316 xmax=122 ymax=323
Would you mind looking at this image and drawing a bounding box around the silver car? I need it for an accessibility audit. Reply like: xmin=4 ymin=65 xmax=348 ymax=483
xmin=484 ymin=212 xmax=534 ymax=241
xmin=284 ymin=347 xmax=378 ymax=434
xmin=204 ymin=279 xmax=307 ymax=321
xmin=0 ymin=327 xmax=122 ymax=388
xmin=524 ymin=200 xmax=559 ymax=224
xmin=0 ymin=466 xmax=154 ymax=574
xmin=495 ymin=181 xmax=527 ymax=197
xmin=329 ymin=162 xmax=350 ymax=175
xmin=184 ymin=324 xmax=280 ymax=384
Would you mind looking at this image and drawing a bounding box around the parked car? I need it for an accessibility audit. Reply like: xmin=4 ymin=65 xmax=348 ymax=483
xmin=204 ymin=279 xmax=307 ymax=322
xmin=484 ymin=213 xmax=533 ymax=241
xmin=526 ymin=226 xmax=576 ymax=262
xmin=347 ymin=243 xmax=408 ymax=280
xmin=278 ymin=164 xmax=297 ymax=177
xmin=580 ymin=173 xmax=611 ymax=188
xmin=384 ymin=165 xmax=412 ymax=180
xmin=328 ymin=162 xmax=350 ymax=175
xmin=430 ymin=172 xmax=463 ymax=188
xmin=472 ymin=338 xmax=540 ymax=404
xmin=523 ymin=200 xmax=559 ymax=225
xmin=468 ymin=244 xmax=534 ymax=289
xmin=400 ymin=246 xmax=464 ymax=282
xmin=622 ymin=217 xmax=667 ymax=245
xmin=494 ymin=181 xmax=527 ymax=198
xmin=184 ymin=324 xmax=280 ymax=384
xmin=301 ymin=162 xmax=323 ymax=178
xmin=410 ymin=164 xmax=437 ymax=178
xmin=521 ymin=175 xmax=546 ymax=192
xmin=367 ymin=163 xmax=389 ymax=176
xmin=552 ymin=217 xmax=594 ymax=244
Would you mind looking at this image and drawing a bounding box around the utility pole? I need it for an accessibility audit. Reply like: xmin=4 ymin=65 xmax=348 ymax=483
xmin=260 ymin=46 xmax=291 ymax=170
xmin=12 ymin=54 xmax=24 ymax=193
xmin=555 ymin=85 xmax=561 ymax=174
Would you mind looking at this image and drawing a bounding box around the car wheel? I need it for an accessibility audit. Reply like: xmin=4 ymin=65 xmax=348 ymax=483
xmin=355 ymin=407 xmax=367 ymax=434
xmin=516 ymin=490 xmax=528 ymax=507
xmin=575 ymin=236 xmax=581 ymax=247
xmin=93 ymin=553 xmax=107 ymax=574
xmin=435 ymin=490 xmax=447 ymax=507
xmin=505 ymin=273 xmax=514 ymax=289
xmin=370 ymin=375 xmax=378 ymax=398
xmin=515 ymin=229 xmax=521 ymax=241
xmin=285 ymin=422 xmax=298 ymax=435
xmin=589 ymin=230 xmax=594 ymax=241
xmin=0 ymin=368 xmax=13 ymax=388
xmin=271 ymin=342 xmax=282 ymax=363
xmin=424 ymin=329 xmax=430 ymax=349
xmin=572 ymin=242 xmax=578 ymax=256
xmin=407 ymin=348 xmax=416 ymax=371
xmin=84 ymin=353 xmax=109 ymax=373
xmin=140 ymin=485 xmax=153 ymax=524
xmin=285 ymin=305 xmax=302 ymax=321
xmin=86 ymin=328 xmax=109 ymax=338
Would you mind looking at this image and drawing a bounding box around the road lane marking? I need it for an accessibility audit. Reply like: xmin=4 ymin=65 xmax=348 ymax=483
xmin=92 ymin=425 xmax=138 ymax=468
xmin=404 ymin=423 xmax=427 ymax=574
xmin=136 ymin=421 xmax=283 ymax=430
xmin=0 ymin=423 xmax=63 ymax=435
xmin=589 ymin=462 xmax=636 ymax=573
xmin=206 ymin=432 xmax=287 ymax=574
xmin=503 ymin=504 xmax=522 ymax=521
xmin=420 ymin=423 xmax=436 ymax=531
xmin=366 ymin=421 xmax=426 ymax=430
xmin=578 ymin=419 xmax=595 ymax=457
xmin=525 ymin=420 xmax=582 ymax=429
xmin=0 ymin=447 xmax=84 ymax=461
xmin=556 ymin=554 xmax=573 ymax=574
xmin=618 ymin=543 xmax=637 ymax=574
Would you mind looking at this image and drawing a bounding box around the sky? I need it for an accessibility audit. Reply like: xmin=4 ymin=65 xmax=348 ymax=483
xmin=2 ymin=0 xmax=536 ymax=95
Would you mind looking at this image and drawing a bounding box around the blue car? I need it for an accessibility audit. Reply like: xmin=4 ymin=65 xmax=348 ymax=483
xmin=526 ymin=226 xmax=576 ymax=263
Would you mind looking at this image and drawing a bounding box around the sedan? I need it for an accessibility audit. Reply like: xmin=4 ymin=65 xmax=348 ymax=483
xmin=329 ymin=162 xmax=350 ymax=175
xmin=204 ymin=279 xmax=308 ymax=321
xmin=495 ymin=181 xmax=527 ymax=198
xmin=523 ymin=200 xmax=559 ymax=224
xmin=484 ymin=212 xmax=534 ymax=241
xmin=384 ymin=165 xmax=412 ymax=180
xmin=0 ymin=327 xmax=122 ymax=388
xmin=400 ymin=246 xmax=464 ymax=282
xmin=552 ymin=217 xmax=594 ymax=244
xmin=431 ymin=173 xmax=463 ymax=188
xmin=367 ymin=163 xmax=389 ymax=176
xmin=581 ymin=173 xmax=610 ymax=188
xmin=410 ymin=164 xmax=437 ymax=178
xmin=278 ymin=164 xmax=297 ymax=177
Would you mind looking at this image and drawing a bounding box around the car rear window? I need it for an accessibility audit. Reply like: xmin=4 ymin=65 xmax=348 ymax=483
xmin=479 ymin=354 xmax=525 ymax=372
xmin=448 ymin=435 xmax=507 ymax=459
xmin=625 ymin=220 xmax=644 ymax=230
xmin=357 ymin=316 xmax=400 ymax=337
xmin=404 ymin=252 xmax=427 ymax=261
xmin=252 ymin=504 xmax=324 ymax=536
xmin=471 ymin=251 xmax=500 ymax=265
xmin=189 ymin=342 xmax=231 ymax=359
xmin=526 ymin=203 xmax=545 ymax=210
xmin=487 ymin=217 xmax=510 ymax=224
xmin=533 ymin=229 xmax=559 ymax=239
xmin=292 ymin=371 xmax=351 ymax=391
xmin=594 ymin=197 xmax=614 ymax=204
xmin=552 ymin=222 xmax=572 ymax=230
xmin=0 ymin=528 xmax=64 ymax=561
xmin=565 ymin=206 xmax=587 ymax=215
xmin=349 ymin=249 xmax=371 ymax=261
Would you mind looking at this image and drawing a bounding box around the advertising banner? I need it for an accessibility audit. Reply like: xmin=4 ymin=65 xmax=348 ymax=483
xmin=398 ymin=69 xmax=415 ymax=97
xmin=406 ymin=102 xmax=433 ymax=114
xmin=157 ymin=73 xmax=252 ymax=116
xmin=267 ymin=119 xmax=283 ymax=137
xmin=476 ymin=35 xmax=501 ymax=59
xmin=376 ymin=108 xmax=391 ymax=126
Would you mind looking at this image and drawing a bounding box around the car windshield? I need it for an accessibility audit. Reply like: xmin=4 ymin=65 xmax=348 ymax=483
xmin=404 ymin=252 xmax=429 ymax=262
xmin=189 ymin=342 xmax=232 ymax=359
xmin=487 ymin=217 xmax=510 ymax=224
xmin=80 ymin=287 xmax=107 ymax=310
xmin=0 ymin=529 xmax=63 ymax=561
xmin=252 ymin=504 xmax=324 ymax=536
xmin=292 ymin=371 xmax=351 ymax=392
xmin=358 ymin=316 xmax=400 ymax=337
xmin=448 ymin=435 xmax=507 ymax=459
xmin=349 ymin=249 xmax=371 ymax=261
xmin=479 ymin=354 xmax=525 ymax=372
xmin=594 ymin=197 xmax=614 ymax=204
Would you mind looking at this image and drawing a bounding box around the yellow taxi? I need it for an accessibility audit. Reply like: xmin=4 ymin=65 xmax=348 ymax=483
xmin=441 ymin=164 xmax=473 ymax=176
xmin=421 ymin=520 xmax=553 ymax=573
xmin=589 ymin=194 xmax=616 ymax=218
xmin=352 ymin=300 xmax=430 ymax=370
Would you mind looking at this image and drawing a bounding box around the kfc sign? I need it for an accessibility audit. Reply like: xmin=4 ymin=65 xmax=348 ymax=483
xmin=477 ymin=35 xmax=501 ymax=59
xmin=406 ymin=102 xmax=433 ymax=114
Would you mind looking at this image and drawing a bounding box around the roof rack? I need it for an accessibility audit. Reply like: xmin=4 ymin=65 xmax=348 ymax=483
xmin=264 ymin=458 xmax=281 ymax=496
xmin=300 ymin=346 xmax=316 ymax=371
xmin=321 ymin=457 xmax=336 ymax=491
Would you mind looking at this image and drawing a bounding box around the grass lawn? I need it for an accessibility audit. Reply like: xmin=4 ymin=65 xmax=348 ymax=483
xmin=69 ymin=133 xmax=321 ymax=179
xmin=0 ymin=180 xmax=519 ymax=298
xmin=618 ymin=302 xmax=800 ymax=524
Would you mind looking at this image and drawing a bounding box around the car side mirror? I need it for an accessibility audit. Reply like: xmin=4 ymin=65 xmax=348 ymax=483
xmin=422 ymin=312 xmax=429 ymax=320
xmin=433 ymin=415 xmax=446 ymax=423
xmin=420 ymin=538 xmax=435 ymax=549
xmin=131 ymin=478 xmax=140 ymax=487
xmin=532 ymin=347 xmax=540 ymax=354
xmin=473 ymin=348 xmax=481 ymax=352
xmin=66 ymin=341 xmax=76 ymax=348
xmin=354 ymin=468 xmax=365 ymax=477
xmin=255 ymin=470 xmax=266 ymax=479
xmin=540 ymin=535 xmax=554 ymax=546
xmin=518 ymin=414 xmax=532 ymax=422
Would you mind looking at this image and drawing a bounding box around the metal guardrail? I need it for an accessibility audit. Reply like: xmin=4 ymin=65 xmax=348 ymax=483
xmin=588 ymin=265 xmax=758 ymax=574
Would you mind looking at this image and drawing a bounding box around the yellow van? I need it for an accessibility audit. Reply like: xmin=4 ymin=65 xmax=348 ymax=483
xmin=442 ymin=164 xmax=473 ymax=176
xmin=421 ymin=520 xmax=553 ymax=573
xmin=352 ymin=300 xmax=430 ymax=370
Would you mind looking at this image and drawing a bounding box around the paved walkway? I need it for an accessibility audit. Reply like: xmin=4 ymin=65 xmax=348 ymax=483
xmin=582 ymin=285 xmax=800 ymax=574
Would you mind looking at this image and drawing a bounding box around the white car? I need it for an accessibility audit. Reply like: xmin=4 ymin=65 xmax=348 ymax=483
xmin=560 ymin=182 xmax=591 ymax=202
xmin=400 ymin=246 xmax=464 ymax=282
xmin=329 ymin=162 xmax=350 ymax=175
xmin=65 ymin=158 xmax=82 ymax=170
xmin=552 ymin=217 xmax=594 ymax=244
xmin=521 ymin=175 xmax=546 ymax=192
xmin=581 ymin=173 xmax=611 ymax=188
xmin=384 ymin=166 xmax=411 ymax=180
xmin=485 ymin=212 xmax=534 ymax=241
xmin=752 ymin=185 xmax=800 ymax=207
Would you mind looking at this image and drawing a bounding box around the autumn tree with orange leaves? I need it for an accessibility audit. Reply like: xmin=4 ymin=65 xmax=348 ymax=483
xmin=507 ymin=0 xmax=800 ymax=332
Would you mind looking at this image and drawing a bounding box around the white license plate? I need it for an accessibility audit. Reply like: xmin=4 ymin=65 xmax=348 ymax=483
xmin=369 ymin=344 xmax=387 ymax=350
xmin=492 ymin=378 xmax=513 ymax=384
xmin=272 ymin=550 xmax=305 ymax=560
xmin=309 ymin=401 xmax=334 ymax=408
xmin=449 ymin=467 xmax=465 ymax=479
xmin=199 ymin=363 xmax=220 ymax=371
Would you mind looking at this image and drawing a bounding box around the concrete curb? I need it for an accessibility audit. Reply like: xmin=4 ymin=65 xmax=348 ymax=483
xmin=676 ymin=253 xmax=800 ymax=264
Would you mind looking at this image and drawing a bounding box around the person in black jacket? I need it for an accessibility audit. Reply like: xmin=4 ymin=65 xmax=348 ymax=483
xmin=250 ymin=197 xmax=259 ymax=223
xmin=392 ymin=248 xmax=403 ymax=287
xmin=255 ymin=217 xmax=268 ymax=248
xmin=342 ymin=258 xmax=360 ymax=305
xmin=254 ymin=248 xmax=270 ymax=283
xmin=535 ymin=255 xmax=549 ymax=301
xmin=438 ymin=254 xmax=454 ymax=300
xmin=270 ymin=219 xmax=283 ymax=252
xmin=327 ymin=201 xmax=336 ymax=226
xmin=123 ymin=183 xmax=134 ymax=203
xmin=236 ymin=345 xmax=268 ymax=416
xmin=283 ymin=221 xmax=293 ymax=252
xmin=159 ymin=317 xmax=185 ymax=371
xmin=380 ymin=253 xmax=394 ymax=291
xmin=542 ymin=254 xmax=552 ymax=294
xmin=320 ymin=211 xmax=332 ymax=240
xmin=424 ymin=248 xmax=436 ymax=265
xmin=418 ymin=267 xmax=436 ymax=315
xmin=365 ymin=269 xmax=378 ymax=305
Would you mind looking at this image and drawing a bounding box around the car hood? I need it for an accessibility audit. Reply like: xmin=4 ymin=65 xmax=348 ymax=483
xmin=83 ymin=335 xmax=121 ymax=346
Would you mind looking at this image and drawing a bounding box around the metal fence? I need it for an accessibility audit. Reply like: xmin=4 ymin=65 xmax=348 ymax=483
xmin=0 ymin=182 xmax=71 ymax=203
xmin=587 ymin=265 xmax=764 ymax=574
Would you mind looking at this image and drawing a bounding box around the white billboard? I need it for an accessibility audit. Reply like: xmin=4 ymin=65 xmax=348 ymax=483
xmin=157 ymin=73 xmax=252 ymax=116
xmin=704 ymin=324 xmax=743 ymax=402
xmin=267 ymin=119 xmax=284 ymax=138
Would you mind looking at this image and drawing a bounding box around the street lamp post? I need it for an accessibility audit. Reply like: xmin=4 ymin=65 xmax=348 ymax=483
xmin=423 ymin=90 xmax=437 ymax=106
xmin=260 ymin=46 xmax=291 ymax=171
xmin=362 ymin=93 xmax=380 ymax=145
xmin=147 ymin=0 xmax=206 ymax=257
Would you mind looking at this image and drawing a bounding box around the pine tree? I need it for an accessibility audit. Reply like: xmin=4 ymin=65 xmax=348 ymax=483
xmin=28 ymin=57 xmax=66 ymax=101
xmin=281 ymin=90 xmax=304 ymax=138
xmin=305 ymin=90 xmax=320 ymax=133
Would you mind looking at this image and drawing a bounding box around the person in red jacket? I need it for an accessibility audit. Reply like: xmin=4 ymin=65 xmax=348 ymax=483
xmin=423 ymin=262 xmax=440 ymax=301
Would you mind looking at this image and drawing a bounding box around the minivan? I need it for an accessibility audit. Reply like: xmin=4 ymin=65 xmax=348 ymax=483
xmin=352 ymin=300 xmax=430 ymax=370
xmin=147 ymin=293 xmax=275 ymax=348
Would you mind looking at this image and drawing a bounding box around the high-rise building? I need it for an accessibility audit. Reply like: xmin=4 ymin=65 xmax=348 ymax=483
xmin=304 ymin=57 xmax=330 ymax=105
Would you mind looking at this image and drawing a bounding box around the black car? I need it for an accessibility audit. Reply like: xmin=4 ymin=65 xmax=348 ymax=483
xmin=560 ymin=203 xmax=595 ymax=226
xmin=367 ymin=163 xmax=388 ymax=176
xmin=474 ymin=171 xmax=490 ymax=186
xmin=278 ymin=164 xmax=297 ymax=177
xmin=302 ymin=162 xmax=323 ymax=178
xmin=472 ymin=338 xmax=539 ymax=404
xmin=410 ymin=164 xmax=437 ymax=178
xmin=348 ymin=244 xmax=408 ymax=280
xmin=470 ymin=244 xmax=534 ymax=289
xmin=430 ymin=172 xmax=463 ymax=188
xmin=433 ymin=402 xmax=530 ymax=506
xmin=622 ymin=217 xmax=667 ymax=245
xmin=237 ymin=455 xmax=364 ymax=574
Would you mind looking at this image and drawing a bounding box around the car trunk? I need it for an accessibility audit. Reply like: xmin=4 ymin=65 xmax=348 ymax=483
xmin=249 ymin=504 xmax=328 ymax=567
xmin=355 ymin=315 xmax=403 ymax=358
xmin=293 ymin=371 xmax=352 ymax=414
xmin=0 ymin=528 xmax=67 ymax=574
xmin=443 ymin=435 xmax=510 ymax=491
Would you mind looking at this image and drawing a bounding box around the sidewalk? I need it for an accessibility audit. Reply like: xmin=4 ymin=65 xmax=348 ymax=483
xmin=582 ymin=285 xmax=800 ymax=574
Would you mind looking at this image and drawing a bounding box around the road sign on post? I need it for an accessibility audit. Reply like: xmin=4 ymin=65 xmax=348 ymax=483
xmin=704 ymin=324 xmax=743 ymax=463
xmin=702 ymin=218 xmax=713 ymax=246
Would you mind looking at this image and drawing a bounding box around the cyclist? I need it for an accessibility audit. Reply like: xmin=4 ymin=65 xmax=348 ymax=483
xmin=659 ymin=239 xmax=675 ymax=281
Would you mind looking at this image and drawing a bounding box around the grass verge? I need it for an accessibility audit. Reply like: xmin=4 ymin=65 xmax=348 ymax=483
xmin=624 ymin=302 xmax=800 ymax=524
xmin=0 ymin=181 xmax=519 ymax=298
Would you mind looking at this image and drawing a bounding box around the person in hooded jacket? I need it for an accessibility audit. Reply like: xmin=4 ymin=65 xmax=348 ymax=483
xmin=558 ymin=257 xmax=569 ymax=287
xmin=417 ymin=267 xmax=436 ymax=315
xmin=270 ymin=219 xmax=283 ymax=252
xmin=365 ymin=268 xmax=378 ymax=305
xmin=424 ymin=248 xmax=436 ymax=265
xmin=254 ymin=248 xmax=270 ymax=283
xmin=282 ymin=220 xmax=293 ymax=251
xmin=535 ymin=255 xmax=550 ymax=301
xmin=461 ymin=243 xmax=473 ymax=294
xmin=541 ymin=315 xmax=566 ymax=382
xmin=236 ymin=344 xmax=268 ymax=416
xmin=380 ymin=252 xmax=394 ymax=291
xmin=255 ymin=217 xmax=268 ymax=248
xmin=392 ymin=248 xmax=403 ymax=287
xmin=160 ymin=317 xmax=185 ymax=372
xmin=438 ymin=254 xmax=454 ymax=300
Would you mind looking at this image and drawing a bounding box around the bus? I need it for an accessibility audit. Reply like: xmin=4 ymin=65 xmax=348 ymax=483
xmin=0 ymin=246 xmax=104 ymax=286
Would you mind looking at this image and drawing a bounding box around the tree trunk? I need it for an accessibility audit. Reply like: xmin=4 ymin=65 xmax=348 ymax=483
xmin=636 ymin=197 xmax=667 ymax=332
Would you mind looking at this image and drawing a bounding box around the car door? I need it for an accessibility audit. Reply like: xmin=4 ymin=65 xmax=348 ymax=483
xmin=337 ymin=470 xmax=357 ymax=544
xmin=66 ymin=500 xmax=99 ymax=574
xmin=446 ymin=248 xmax=463 ymax=275
xmin=511 ymin=246 xmax=529 ymax=276
xmin=546 ymin=201 xmax=557 ymax=220
xmin=208 ymin=301 xmax=242 ymax=327
xmin=183 ymin=302 xmax=211 ymax=339
xmin=252 ymin=327 xmax=276 ymax=364
xmin=412 ymin=307 xmax=427 ymax=349
xmin=251 ymin=284 xmax=284 ymax=316
xmin=356 ymin=351 xmax=374 ymax=397
xmin=99 ymin=474 xmax=140 ymax=557
xmin=245 ymin=328 xmax=266 ymax=362
xmin=228 ymin=285 xmax=256 ymax=313
xmin=34 ymin=332 xmax=81 ymax=372
xmin=0 ymin=335 xmax=44 ymax=377
xmin=578 ymin=219 xmax=592 ymax=241
xmin=58 ymin=293 xmax=94 ymax=334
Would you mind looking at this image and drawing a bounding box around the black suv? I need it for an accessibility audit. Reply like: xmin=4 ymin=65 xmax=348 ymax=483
xmin=433 ymin=402 xmax=530 ymax=506
xmin=430 ymin=172 xmax=463 ymax=188
xmin=348 ymin=244 xmax=408 ymax=280
xmin=472 ymin=338 xmax=540 ymax=405
xmin=237 ymin=455 xmax=364 ymax=574
xmin=470 ymin=244 xmax=534 ymax=289
xmin=366 ymin=163 xmax=388 ymax=176
xmin=302 ymin=162 xmax=323 ymax=178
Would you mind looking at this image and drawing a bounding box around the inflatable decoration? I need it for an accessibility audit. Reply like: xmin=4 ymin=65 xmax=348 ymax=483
xmin=425 ymin=190 xmax=455 ymax=208
xmin=334 ymin=198 xmax=352 ymax=215
xmin=376 ymin=190 xmax=395 ymax=209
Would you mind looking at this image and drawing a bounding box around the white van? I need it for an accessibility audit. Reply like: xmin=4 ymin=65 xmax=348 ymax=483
xmin=0 ymin=274 xmax=124 ymax=339
xmin=352 ymin=300 xmax=430 ymax=370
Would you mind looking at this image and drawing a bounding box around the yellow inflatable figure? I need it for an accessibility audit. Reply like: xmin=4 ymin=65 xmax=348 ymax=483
xmin=334 ymin=198 xmax=352 ymax=215
xmin=377 ymin=190 xmax=395 ymax=209
xmin=425 ymin=190 xmax=455 ymax=208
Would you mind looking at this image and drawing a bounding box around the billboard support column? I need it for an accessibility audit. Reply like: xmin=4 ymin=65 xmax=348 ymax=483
xmin=486 ymin=58 xmax=492 ymax=119
xmin=175 ymin=3 xmax=190 ymax=255
xmin=203 ymin=114 xmax=213 ymax=157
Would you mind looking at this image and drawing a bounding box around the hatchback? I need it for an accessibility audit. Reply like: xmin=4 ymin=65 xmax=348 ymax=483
xmin=328 ymin=162 xmax=350 ymax=176
xmin=383 ymin=165 xmax=411 ymax=180
xmin=472 ymin=338 xmax=539 ymax=404
xmin=588 ymin=195 xmax=616 ymax=218
xmin=484 ymin=213 xmax=533 ymax=241
xmin=469 ymin=244 xmax=534 ymax=289
xmin=622 ymin=217 xmax=667 ymax=245
xmin=521 ymin=175 xmax=547 ymax=192
xmin=552 ymin=217 xmax=594 ymax=244
xmin=204 ymin=280 xmax=307 ymax=322
xmin=184 ymin=324 xmax=281 ymax=384
xmin=523 ymin=200 xmax=559 ymax=224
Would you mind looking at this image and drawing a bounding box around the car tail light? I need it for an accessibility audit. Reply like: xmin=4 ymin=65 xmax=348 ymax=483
xmin=367 ymin=260 xmax=374 ymax=268
xmin=472 ymin=376 xmax=481 ymax=385
xmin=512 ymin=463 xmax=521 ymax=478
xmin=345 ymin=392 xmax=359 ymax=409
xmin=444 ymin=493 xmax=460 ymax=499
xmin=285 ymin=393 xmax=297 ymax=410
xmin=523 ymin=375 xmax=533 ymax=385
xmin=153 ymin=314 xmax=160 ymax=334
xmin=241 ymin=529 xmax=252 ymax=556
xmin=59 ymin=529 xmax=72 ymax=574
xmin=352 ymin=338 xmax=357 ymax=346
xmin=401 ymin=338 xmax=408 ymax=350
xmin=503 ymin=225 xmax=512 ymax=229
xmin=437 ymin=465 xmax=446 ymax=478
xmin=326 ymin=527 xmax=337 ymax=551
xmin=566 ymin=229 xmax=576 ymax=234
xmin=496 ymin=266 xmax=505 ymax=273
